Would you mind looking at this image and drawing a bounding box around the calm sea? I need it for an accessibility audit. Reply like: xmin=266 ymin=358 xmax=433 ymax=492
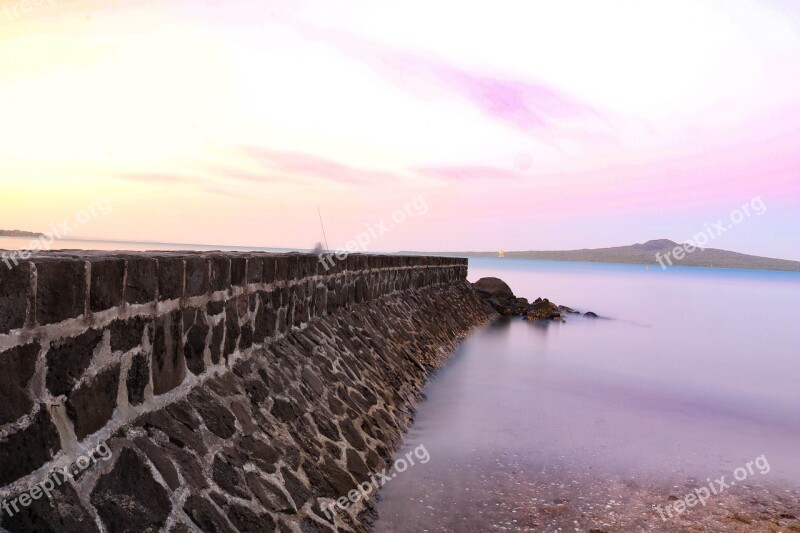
xmin=374 ymin=257 xmax=800 ymax=531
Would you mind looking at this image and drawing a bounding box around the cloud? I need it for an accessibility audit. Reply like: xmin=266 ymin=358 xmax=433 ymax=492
xmin=115 ymin=173 xmax=203 ymax=185
xmin=380 ymin=51 xmax=599 ymax=132
xmin=240 ymin=146 xmax=404 ymax=186
xmin=312 ymin=29 xmax=610 ymax=136
xmin=114 ymin=146 xmax=407 ymax=192
xmin=115 ymin=172 xmax=246 ymax=197
xmin=414 ymin=165 xmax=526 ymax=181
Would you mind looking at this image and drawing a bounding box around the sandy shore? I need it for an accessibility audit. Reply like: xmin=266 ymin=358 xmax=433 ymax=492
xmin=375 ymin=453 xmax=800 ymax=532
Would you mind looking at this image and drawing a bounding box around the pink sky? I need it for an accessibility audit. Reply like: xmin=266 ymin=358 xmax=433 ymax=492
xmin=1 ymin=0 xmax=799 ymax=259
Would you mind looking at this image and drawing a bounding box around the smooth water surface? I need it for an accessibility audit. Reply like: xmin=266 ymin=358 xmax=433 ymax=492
xmin=375 ymin=258 xmax=800 ymax=531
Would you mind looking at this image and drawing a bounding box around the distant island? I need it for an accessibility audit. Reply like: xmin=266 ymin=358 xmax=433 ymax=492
xmin=408 ymin=239 xmax=800 ymax=272
xmin=0 ymin=229 xmax=44 ymax=238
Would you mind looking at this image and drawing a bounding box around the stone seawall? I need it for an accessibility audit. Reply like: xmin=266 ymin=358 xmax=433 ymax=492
xmin=0 ymin=251 xmax=494 ymax=532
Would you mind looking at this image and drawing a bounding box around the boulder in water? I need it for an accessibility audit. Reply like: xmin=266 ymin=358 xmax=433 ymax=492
xmin=526 ymin=299 xmax=562 ymax=320
xmin=473 ymin=277 xmax=515 ymax=300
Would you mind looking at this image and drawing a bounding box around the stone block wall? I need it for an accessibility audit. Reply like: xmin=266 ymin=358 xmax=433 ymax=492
xmin=0 ymin=251 xmax=491 ymax=532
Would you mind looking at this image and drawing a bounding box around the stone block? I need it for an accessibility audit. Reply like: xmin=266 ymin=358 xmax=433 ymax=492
xmin=184 ymin=315 xmax=209 ymax=376
xmin=90 ymin=448 xmax=172 ymax=531
xmin=0 ymin=406 xmax=61 ymax=486
xmin=285 ymin=254 xmax=300 ymax=280
xmin=246 ymin=256 xmax=263 ymax=284
xmin=89 ymin=258 xmax=125 ymax=312
xmin=34 ymin=258 xmax=87 ymax=325
xmin=185 ymin=256 xmax=209 ymax=297
xmin=223 ymin=301 xmax=241 ymax=361
xmin=123 ymin=256 xmax=157 ymax=304
xmin=209 ymin=255 xmax=231 ymax=292
xmin=262 ymin=255 xmax=276 ymax=283
xmin=152 ymin=310 xmax=185 ymax=395
xmin=206 ymin=300 xmax=224 ymax=315
xmin=0 ymin=261 xmax=30 ymax=333
xmin=46 ymin=328 xmax=103 ymax=396
xmin=156 ymin=256 xmax=184 ymax=301
xmin=126 ymin=352 xmax=149 ymax=406
xmin=108 ymin=316 xmax=150 ymax=353
xmin=66 ymin=364 xmax=120 ymax=440
xmin=0 ymin=342 xmax=40 ymax=424
xmin=2 ymin=471 xmax=99 ymax=532
xmin=274 ymin=255 xmax=288 ymax=281
xmin=230 ymin=256 xmax=247 ymax=287
xmin=188 ymin=388 xmax=236 ymax=439
xmin=210 ymin=321 xmax=224 ymax=365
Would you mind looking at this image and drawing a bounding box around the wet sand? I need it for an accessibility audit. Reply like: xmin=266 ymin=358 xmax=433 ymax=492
xmin=375 ymin=453 xmax=800 ymax=532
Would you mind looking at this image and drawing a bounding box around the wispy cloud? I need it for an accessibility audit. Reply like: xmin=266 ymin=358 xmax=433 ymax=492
xmin=240 ymin=146 xmax=404 ymax=186
xmin=379 ymin=51 xmax=599 ymax=132
xmin=113 ymin=146 xmax=407 ymax=192
xmin=115 ymin=173 xmax=203 ymax=185
xmin=312 ymin=29 xmax=610 ymax=137
xmin=115 ymin=172 xmax=246 ymax=197
xmin=414 ymin=165 xmax=526 ymax=181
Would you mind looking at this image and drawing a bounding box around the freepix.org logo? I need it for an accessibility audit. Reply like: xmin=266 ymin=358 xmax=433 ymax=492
xmin=321 ymin=443 xmax=430 ymax=519
xmin=1 ymin=197 xmax=112 ymax=270
xmin=2 ymin=441 xmax=112 ymax=518
xmin=3 ymin=0 xmax=56 ymax=22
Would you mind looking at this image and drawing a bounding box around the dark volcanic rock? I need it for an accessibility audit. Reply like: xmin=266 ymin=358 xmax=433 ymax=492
xmin=471 ymin=276 xmax=594 ymax=322
xmin=35 ymin=258 xmax=86 ymax=325
xmin=123 ymin=256 xmax=157 ymax=304
xmin=0 ymin=342 xmax=40 ymax=424
xmin=473 ymin=277 xmax=515 ymax=300
xmin=90 ymin=448 xmax=172 ymax=533
xmin=0 ymin=406 xmax=61 ymax=486
xmin=89 ymin=258 xmax=125 ymax=312
xmin=247 ymin=471 xmax=294 ymax=512
xmin=584 ymin=311 xmax=599 ymax=318
xmin=526 ymin=299 xmax=562 ymax=321
xmin=133 ymin=436 xmax=180 ymax=490
xmin=66 ymin=364 xmax=120 ymax=440
xmin=46 ymin=328 xmax=103 ymax=396
xmin=156 ymin=256 xmax=184 ymax=301
xmin=183 ymin=494 xmax=235 ymax=533
xmin=152 ymin=310 xmax=185 ymax=395
xmin=188 ymin=388 xmax=237 ymax=438
xmin=228 ymin=504 xmax=276 ymax=533
xmin=109 ymin=316 xmax=150 ymax=353
xmin=184 ymin=317 xmax=210 ymax=376
xmin=0 ymin=262 xmax=30 ymax=334
xmin=3 ymin=472 xmax=100 ymax=533
xmin=126 ymin=352 xmax=149 ymax=406
xmin=212 ymin=454 xmax=250 ymax=499
xmin=185 ymin=257 xmax=210 ymax=297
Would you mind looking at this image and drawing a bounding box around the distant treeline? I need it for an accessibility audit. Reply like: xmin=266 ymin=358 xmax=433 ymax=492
xmin=0 ymin=229 xmax=44 ymax=238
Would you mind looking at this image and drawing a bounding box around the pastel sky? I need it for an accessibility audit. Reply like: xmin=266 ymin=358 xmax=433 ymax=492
xmin=1 ymin=0 xmax=799 ymax=258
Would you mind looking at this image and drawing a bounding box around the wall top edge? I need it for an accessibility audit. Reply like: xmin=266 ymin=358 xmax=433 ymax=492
xmin=0 ymin=250 xmax=468 ymax=263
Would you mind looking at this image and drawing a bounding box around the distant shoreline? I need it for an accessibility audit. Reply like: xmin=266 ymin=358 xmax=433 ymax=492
xmin=0 ymin=230 xmax=44 ymax=238
xmin=402 ymin=239 xmax=800 ymax=273
xmin=3 ymin=233 xmax=798 ymax=272
xmin=463 ymin=254 xmax=800 ymax=273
